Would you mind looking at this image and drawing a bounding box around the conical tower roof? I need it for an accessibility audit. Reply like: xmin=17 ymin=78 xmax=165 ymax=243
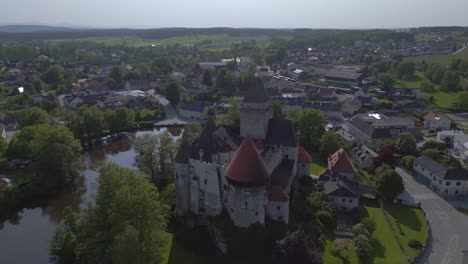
xmin=225 ymin=137 xmax=269 ymax=186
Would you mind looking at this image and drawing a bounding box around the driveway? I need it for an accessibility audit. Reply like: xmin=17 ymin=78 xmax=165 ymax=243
xmin=395 ymin=167 xmax=468 ymax=264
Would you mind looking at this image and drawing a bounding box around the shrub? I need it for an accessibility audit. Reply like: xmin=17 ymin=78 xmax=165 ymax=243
xmin=401 ymin=155 xmax=416 ymax=170
xmin=408 ymin=240 xmax=423 ymax=249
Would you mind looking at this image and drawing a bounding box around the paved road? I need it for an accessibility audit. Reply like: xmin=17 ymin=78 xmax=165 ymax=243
xmin=395 ymin=167 xmax=468 ymax=264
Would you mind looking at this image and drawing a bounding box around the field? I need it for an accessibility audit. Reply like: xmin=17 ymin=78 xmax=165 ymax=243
xmin=394 ymin=71 xmax=465 ymax=109
xmin=48 ymin=34 xmax=277 ymax=50
xmin=309 ymin=152 xmax=327 ymax=175
xmin=322 ymin=200 xmax=429 ymax=264
xmin=403 ymin=47 xmax=468 ymax=65
xmin=383 ymin=202 xmax=429 ymax=260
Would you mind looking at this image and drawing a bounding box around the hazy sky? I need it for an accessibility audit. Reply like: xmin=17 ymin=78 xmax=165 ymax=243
xmin=2 ymin=0 xmax=468 ymax=29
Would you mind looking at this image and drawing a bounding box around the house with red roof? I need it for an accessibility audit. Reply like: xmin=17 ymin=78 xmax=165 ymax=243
xmin=327 ymin=148 xmax=355 ymax=181
xmin=423 ymin=112 xmax=451 ymax=131
xmin=174 ymin=84 xmax=311 ymax=227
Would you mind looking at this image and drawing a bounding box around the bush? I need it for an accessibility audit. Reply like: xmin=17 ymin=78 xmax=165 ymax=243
xmin=401 ymin=155 xmax=416 ymax=170
xmin=408 ymin=240 xmax=423 ymax=249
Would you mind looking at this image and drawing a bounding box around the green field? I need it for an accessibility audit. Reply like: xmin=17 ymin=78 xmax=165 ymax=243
xmin=309 ymin=152 xmax=327 ymax=175
xmin=49 ymin=34 xmax=276 ymax=50
xmin=403 ymin=47 xmax=468 ymax=65
xmin=323 ymin=201 xmax=410 ymax=264
xmin=383 ymin=202 xmax=429 ymax=260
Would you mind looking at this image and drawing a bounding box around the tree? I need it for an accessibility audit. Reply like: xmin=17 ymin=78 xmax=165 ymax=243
xmin=395 ymin=61 xmax=415 ymax=79
xmin=42 ymin=65 xmax=64 ymax=85
xmin=421 ymin=140 xmax=447 ymax=151
xmin=440 ymin=70 xmax=460 ymax=91
xmin=375 ymin=166 xmax=404 ymax=199
xmin=355 ymin=234 xmax=371 ymax=257
xmin=378 ymin=73 xmax=393 ymax=89
xmin=110 ymin=67 xmax=123 ymax=84
xmin=215 ymin=69 xmax=236 ymax=96
xmin=271 ymin=100 xmax=285 ymax=120
xmin=50 ymin=163 xmax=169 ymax=264
xmin=182 ymin=122 xmax=202 ymax=142
xmin=395 ymin=133 xmax=417 ymax=156
xmin=319 ymin=132 xmax=342 ymax=161
xmin=201 ymin=70 xmax=213 ymax=86
xmin=224 ymin=97 xmax=241 ymax=126
xmin=50 ymin=208 xmax=79 ymax=264
xmin=453 ymin=91 xmax=468 ymax=112
xmin=275 ymin=230 xmax=322 ymax=264
xmin=239 ymin=70 xmax=256 ymax=91
xmin=13 ymin=107 xmax=50 ymax=127
xmin=422 ymin=149 xmax=442 ymax=162
xmin=295 ymin=109 xmax=326 ymax=151
xmin=6 ymin=124 xmax=82 ymax=190
xmin=419 ymin=80 xmax=435 ymax=92
xmin=77 ymin=106 xmax=105 ymax=140
xmin=164 ymin=79 xmax=181 ymax=105
xmin=401 ymin=155 xmax=416 ymax=170
xmin=105 ymin=107 xmax=135 ymax=133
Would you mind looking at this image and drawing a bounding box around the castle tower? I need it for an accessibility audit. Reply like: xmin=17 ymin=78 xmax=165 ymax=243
xmin=175 ymin=139 xmax=191 ymax=216
xmin=240 ymin=78 xmax=272 ymax=139
xmin=224 ymin=137 xmax=270 ymax=227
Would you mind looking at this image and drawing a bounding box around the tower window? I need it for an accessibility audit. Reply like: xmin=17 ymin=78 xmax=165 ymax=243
xmin=255 ymin=211 xmax=259 ymax=216
xmin=231 ymin=208 xmax=233 ymax=213
xmin=276 ymin=206 xmax=280 ymax=211
xmin=244 ymin=201 xmax=248 ymax=207
xmin=204 ymin=179 xmax=207 ymax=185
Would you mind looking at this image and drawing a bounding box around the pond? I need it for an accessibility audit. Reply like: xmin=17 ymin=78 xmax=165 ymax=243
xmin=0 ymin=127 xmax=183 ymax=264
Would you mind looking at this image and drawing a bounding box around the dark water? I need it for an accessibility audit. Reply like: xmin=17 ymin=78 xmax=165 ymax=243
xmin=0 ymin=128 xmax=182 ymax=264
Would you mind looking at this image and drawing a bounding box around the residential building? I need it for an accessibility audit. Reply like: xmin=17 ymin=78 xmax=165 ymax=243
xmin=178 ymin=101 xmax=206 ymax=120
xmin=346 ymin=113 xmax=415 ymax=150
xmin=413 ymin=156 xmax=468 ymax=197
xmin=175 ymin=85 xmax=312 ymax=227
xmin=437 ymin=130 xmax=468 ymax=161
xmin=124 ymin=80 xmax=150 ymax=91
xmin=327 ymin=148 xmax=355 ymax=181
xmin=352 ymin=144 xmax=378 ymax=169
xmin=423 ymin=112 xmax=451 ymax=131
xmin=322 ymin=179 xmax=360 ymax=211
xmin=199 ymin=61 xmax=227 ymax=70
xmin=325 ymin=71 xmax=363 ymax=86
xmin=290 ymin=69 xmax=305 ymax=81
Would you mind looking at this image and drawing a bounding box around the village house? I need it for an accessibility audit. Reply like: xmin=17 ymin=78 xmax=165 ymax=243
xmin=437 ymin=130 xmax=468 ymax=161
xmin=423 ymin=112 xmax=452 ymax=131
xmin=346 ymin=113 xmax=415 ymax=150
xmin=316 ymin=87 xmax=337 ymax=101
xmin=324 ymin=71 xmax=363 ymax=86
xmin=351 ymin=144 xmax=378 ymax=169
xmin=323 ymin=148 xmax=356 ymax=181
xmin=178 ymin=101 xmax=206 ymax=120
xmin=199 ymin=61 xmax=227 ymax=70
xmin=413 ymin=156 xmax=468 ymax=197
xmin=322 ymin=179 xmax=360 ymax=211
xmin=175 ymin=84 xmax=312 ymax=227
xmin=0 ymin=112 xmax=18 ymax=131
xmin=124 ymin=80 xmax=150 ymax=91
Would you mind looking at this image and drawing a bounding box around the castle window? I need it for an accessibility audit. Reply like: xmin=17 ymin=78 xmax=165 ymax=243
xmin=245 ymin=201 xmax=248 ymax=207
xmin=276 ymin=206 xmax=280 ymax=211
xmin=342 ymin=198 xmax=345 ymax=203
xmin=255 ymin=211 xmax=259 ymax=216
xmin=231 ymin=208 xmax=234 ymax=213
xmin=349 ymin=199 xmax=353 ymax=203
xmin=204 ymin=179 xmax=207 ymax=185
xmin=278 ymin=216 xmax=283 ymax=221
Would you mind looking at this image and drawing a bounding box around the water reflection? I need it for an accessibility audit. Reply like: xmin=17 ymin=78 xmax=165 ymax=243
xmin=0 ymin=127 xmax=183 ymax=264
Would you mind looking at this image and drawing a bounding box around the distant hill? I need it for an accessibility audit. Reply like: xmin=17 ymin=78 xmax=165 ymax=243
xmin=0 ymin=25 xmax=81 ymax=33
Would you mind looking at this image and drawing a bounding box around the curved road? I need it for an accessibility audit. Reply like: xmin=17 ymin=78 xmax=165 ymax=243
xmin=395 ymin=167 xmax=468 ymax=264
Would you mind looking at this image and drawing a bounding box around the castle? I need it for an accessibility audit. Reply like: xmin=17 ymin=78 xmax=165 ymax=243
xmin=175 ymin=86 xmax=312 ymax=227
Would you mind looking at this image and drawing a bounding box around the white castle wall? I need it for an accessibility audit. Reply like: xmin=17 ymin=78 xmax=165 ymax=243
xmin=226 ymin=185 xmax=266 ymax=228
xmin=266 ymin=200 xmax=289 ymax=223
xmin=175 ymin=163 xmax=191 ymax=216
xmin=191 ymin=159 xmax=223 ymax=216
xmin=240 ymin=102 xmax=273 ymax=139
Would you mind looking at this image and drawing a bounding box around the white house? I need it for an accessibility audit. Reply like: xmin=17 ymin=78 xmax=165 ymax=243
xmin=423 ymin=112 xmax=451 ymax=131
xmin=437 ymin=130 xmax=468 ymax=161
xmin=413 ymin=156 xmax=468 ymax=197
xmin=323 ymin=180 xmax=360 ymax=211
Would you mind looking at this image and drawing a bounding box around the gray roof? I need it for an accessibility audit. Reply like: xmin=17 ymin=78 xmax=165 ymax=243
xmin=266 ymin=119 xmax=298 ymax=147
xmin=323 ymin=179 xmax=360 ymax=198
xmin=444 ymin=168 xmax=468 ymax=181
xmin=179 ymin=101 xmax=205 ymax=112
xmin=415 ymin=156 xmax=447 ymax=175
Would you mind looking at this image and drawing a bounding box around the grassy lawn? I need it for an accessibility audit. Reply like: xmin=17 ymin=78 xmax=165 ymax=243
xmin=383 ymin=202 xmax=429 ymax=260
xmin=323 ymin=201 xmax=408 ymax=264
xmin=162 ymin=232 xmax=206 ymax=264
xmin=394 ymin=71 xmax=428 ymax=89
xmin=403 ymin=47 xmax=468 ymax=65
xmin=309 ymin=152 xmax=326 ymax=175
xmin=421 ymin=90 xmax=460 ymax=109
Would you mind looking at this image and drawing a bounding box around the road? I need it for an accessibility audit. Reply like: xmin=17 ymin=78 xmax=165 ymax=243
xmin=395 ymin=167 xmax=468 ymax=264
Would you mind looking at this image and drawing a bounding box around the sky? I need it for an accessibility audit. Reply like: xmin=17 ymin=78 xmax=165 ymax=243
xmin=1 ymin=0 xmax=468 ymax=29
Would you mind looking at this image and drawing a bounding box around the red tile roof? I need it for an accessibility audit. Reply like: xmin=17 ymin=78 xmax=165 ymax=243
xmin=423 ymin=112 xmax=447 ymax=121
xmin=267 ymin=185 xmax=289 ymax=202
xmin=328 ymin=148 xmax=354 ymax=174
xmin=225 ymin=137 xmax=269 ymax=186
xmin=255 ymin=139 xmax=265 ymax=150
xmin=298 ymin=146 xmax=312 ymax=164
